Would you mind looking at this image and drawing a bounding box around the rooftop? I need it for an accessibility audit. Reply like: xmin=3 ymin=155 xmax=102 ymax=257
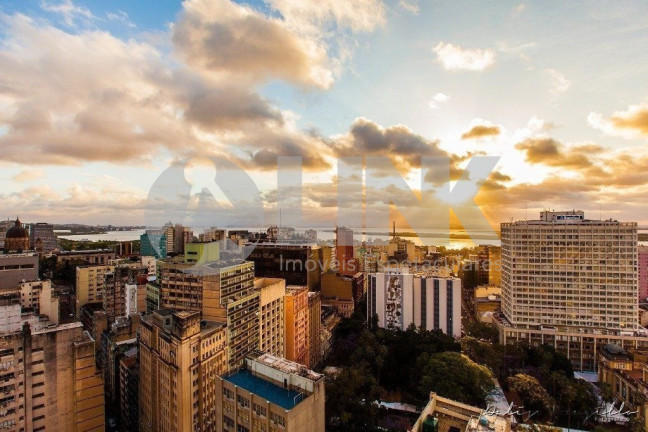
xmin=225 ymin=369 xmax=304 ymax=410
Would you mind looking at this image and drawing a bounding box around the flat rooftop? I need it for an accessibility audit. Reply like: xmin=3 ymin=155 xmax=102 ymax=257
xmin=225 ymin=369 xmax=304 ymax=410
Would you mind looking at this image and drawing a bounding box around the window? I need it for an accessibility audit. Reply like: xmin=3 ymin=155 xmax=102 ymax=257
xmin=223 ymin=388 xmax=234 ymax=400
xmin=270 ymin=413 xmax=285 ymax=427
xmin=253 ymin=403 xmax=266 ymax=417
xmin=237 ymin=395 xmax=250 ymax=408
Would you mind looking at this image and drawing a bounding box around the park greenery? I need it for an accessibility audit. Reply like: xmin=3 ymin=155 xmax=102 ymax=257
xmin=325 ymin=306 xmax=604 ymax=431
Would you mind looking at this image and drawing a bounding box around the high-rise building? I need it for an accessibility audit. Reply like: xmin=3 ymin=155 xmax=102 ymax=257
xmin=0 ymin=292 xmax=105 ymax=432
xmin=140 ymin=230 xmax=167 ymax=259
xmin=255 ymin=277 xmax=286 ymax=358
xmin=139 ymin=310 xmax=228 ymax=432
xmin=336 ymin=226 xmax=358 ymax=277
xmin=119 ymin=347 xmax=139 ymax=432
xmin=103 ymin=265 xmax=148 ymax=322
xmin=216 ymin=352 xmax=325 ymax=432
xmin=0 ymin=252 xmax=38 ymax=289
xmin=285 ymin=286 xmax=309 ymax=366
xmin=308 ymin=292 xmax=322 ymax=368
xmin=29 ymin=222 xmax=60 ymax=253
xmin=494 ymin=210 xmax=647 ymax=371
xmin=245 ymin=243 xmax=324 ymax=290
xmin=76 ymin=264 xmax=114 ymax=317
xmin=56 ymin=248 xmax=116 ymax=265
xmin=640 ymin=245 xmax=648 ymax=301
xmin=200 ymin=227 xmax=226 ymax=243
xmin=173 ymin=224 xmax=193 ymax=254
xmin=501 ymin=210 xmax=638 ymax=331
xmin=488 ymin=246 xmax=502 ymax=286
xmin=158 ymin=260 xmax=259 ymax=369
xmin=18 ymin=279 xmax=59 ymax=322
xmin=367 ymin=269 xmax=462 ymax=337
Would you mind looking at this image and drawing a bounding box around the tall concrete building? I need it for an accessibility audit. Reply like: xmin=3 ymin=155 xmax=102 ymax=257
xmin=245 ymin=243 xmax=324 ymax=290
xmin=0 ymin=293 xmax=105 ymax=432
xmin=76 ymin=264 xmax=113 ymax=317
xmin=140 ymin=230 xmax=167 ymax=259
xmin=103 ymin=265 xmax=148 ymax=322
xmin=216 ymin=352 xmax=325 ymax=432
xmin=119 ymin=347 xmax=139 ymax=432
xmin=501 ymin=210 xmax=638 ymax=331
xmin=139 ymin=310 xmax=228 ymax=432
xmin=185 ymin=241 xmax=220 ymax=265
xmin=285 ymin=286 xmax=309 ymax=366
xmin=29 ymin=222 xmax=60 ymax=253
xmin=488 ymin=246 xmax=502 ymax=286
xmin=308 ymin=292 xmax=322 ymax=368
xmin=173 ymin=224 xmax=193 ymax=254
xmin=495 ymin=210 xmax=646 ymax=371
xmin=255 ymin=277 xmax=286 ymax=358
xmin=336 ymin=226 xmax=358 ymax=277
xmin=159 ymin=260 xmax=259 ymax=369
xmin=367 ymin=269 xmax=462 ymax=337
xmin=640 ymin=245 xmax=648 ymax=301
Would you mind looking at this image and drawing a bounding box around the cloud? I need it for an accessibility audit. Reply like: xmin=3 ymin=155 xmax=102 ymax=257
xmin=106 ymin=10 xmax=136 ymax=29
xmin=545 ymin=68 xmax=570 ymax=94
xmin=512 ymin=3 xmax=526 ymax=16
xmin=428 ymin=93 xmax=448 ymax=110
xmin=332 ymin=117 xmax=447 ymax=169
xmin=173 ymin=0 xmax=385 ymax=89
xmin=515 ymin=137 xmax=598 ymax=169
xmin=40 ymin=0 xmax=95 ymax=27
xmin=12 ymin=169 xmax=45 ymax=182
xmin=433 ymin=42 xmax=495 ymax=71
xmin=399 ymin=0 xmax=420 ymax=14
xmin=0 ymin=12 xmax=335 ymax=170
xmin=268 ymin=0 xmax=386 ymax=33
xmin=461 ymin=121 xmax=501 ymax=140
xmin=588 ymin=103 xmax=648 ymax=138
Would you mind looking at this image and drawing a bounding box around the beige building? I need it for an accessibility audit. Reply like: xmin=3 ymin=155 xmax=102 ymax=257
xmin=497 ymin=210 xmax=645 ymax=370
xmin=501 ymin=210 xmax=638 ymax=331
xmin=308 ymin=291 xmax=322 ymax=368
xmin=103 ymin=264 xmax=148 ymax=322
xmin=409 ymin=392 xmax=510 ymax=432
xmin=159 ymin=260 xmax=259 ymax=369
xmin=216 ymin=352 xmax=325 ymax=432
xmin=285 ymin=286 xmax=309 ymax=366
xmin=255 ymin=277 xmax=286 ymax=358
xmin=597 ymin=344 xmax=648 ymax=430
xmin=76 ymin=264 xmax=113 ymax=317
xmin=18 ymin=279 xmax=60 ymax=323
xmin=139 ymin=309 xmax=228 ymax=432
xmin=0 ymin=293 xmax=105 ymax=432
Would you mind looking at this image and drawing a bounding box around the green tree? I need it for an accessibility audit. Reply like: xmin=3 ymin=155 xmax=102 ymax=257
xmin=326 ymin=365 xmax=382 ymax=431
xmin=508 ymin=373 xmax=556 ymax=421
xmin=465 ymin=322 xmax=500 ymax=344
xmin=418 ymin=352 xmax=495 ymax=407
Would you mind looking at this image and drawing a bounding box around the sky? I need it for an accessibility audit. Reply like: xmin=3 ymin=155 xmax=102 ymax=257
xmin=1 ymin=0 xmax=648 ymax=235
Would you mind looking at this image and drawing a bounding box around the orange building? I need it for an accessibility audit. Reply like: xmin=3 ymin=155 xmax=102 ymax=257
xmin=285 ymin=286 xmax=309 ymax=366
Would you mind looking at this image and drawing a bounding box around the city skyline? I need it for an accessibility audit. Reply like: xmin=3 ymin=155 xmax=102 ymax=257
xmin=1 ymin=0 xmax=648 ymax=233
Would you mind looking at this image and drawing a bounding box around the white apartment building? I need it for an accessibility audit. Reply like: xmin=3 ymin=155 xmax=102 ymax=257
xmin=501 ymin=210 xmax=638 ymax=332
xmin=367 ymin=268 xmax=461 ymax=337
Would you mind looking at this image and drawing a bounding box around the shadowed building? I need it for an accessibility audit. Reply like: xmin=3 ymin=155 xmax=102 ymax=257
xmin=4 ymin=218 xmax=30 ymax=252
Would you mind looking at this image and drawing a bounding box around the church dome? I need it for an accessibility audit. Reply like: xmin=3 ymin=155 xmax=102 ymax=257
xmin=6 ymin=218 xmax=28 ymax=239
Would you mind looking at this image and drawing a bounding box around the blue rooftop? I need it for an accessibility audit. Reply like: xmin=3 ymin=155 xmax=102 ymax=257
xmin=225 ymin=369 xmax=304 ymax=410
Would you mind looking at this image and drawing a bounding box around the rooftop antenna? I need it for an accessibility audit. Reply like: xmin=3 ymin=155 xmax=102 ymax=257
xmin=392 ymin=221 xmax=396 ymax=239
xmin=279 ymin=207 xmax=282 ymax=228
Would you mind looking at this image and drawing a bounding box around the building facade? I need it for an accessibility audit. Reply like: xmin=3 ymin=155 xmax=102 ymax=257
xmin=29 ymin=222 xmax=59 ymax=253
xmin=285 ymin=286 xmax=310 ymax=366
xmin=0 ymin=253 xmax=39 ymax=290
xmin=216 ymin=352 xmax=325 ymax=432
xmin=367 ymin=269 xmax=462 ymax=337
xmin=255 ymin=278 xmax=286 ymax=358
xmin=140 ymin=230 xmax=167 ymax=259
xmin=501 ymin=210 xmax=638 ymax=331
xmin=640 ymin=245 xmax=648 ymax=302
xmin=158 ymin=260 xmax=259 ymax=370
xmin=139 ymin=310 xmax=228 ymax=432
xmin=308 ymin=292 xmax=322 ymax=368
